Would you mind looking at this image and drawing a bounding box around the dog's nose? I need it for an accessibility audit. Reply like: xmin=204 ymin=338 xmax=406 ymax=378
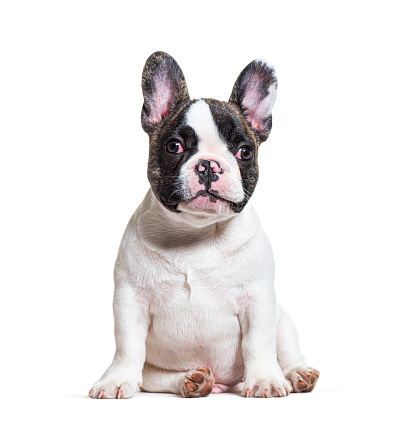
xmin=195 ymin=160 xmax=223 ymax=189
xmin=196 ymin=160 xmax=223 ymax=175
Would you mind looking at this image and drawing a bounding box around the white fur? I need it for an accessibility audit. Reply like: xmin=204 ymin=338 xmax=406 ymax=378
xmin=89 ymin=188 xmax=310 ymax=398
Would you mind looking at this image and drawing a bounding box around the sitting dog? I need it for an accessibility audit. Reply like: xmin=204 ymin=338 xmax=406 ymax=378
xmin=88 ymin=51 xmax=319 ymax=399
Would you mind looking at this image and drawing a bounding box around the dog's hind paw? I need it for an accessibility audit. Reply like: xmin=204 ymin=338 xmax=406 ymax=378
xmin=181 ymin=366 xmax=215 ymax=398
xmin=286 ymin=367 xmax=320 ymax=393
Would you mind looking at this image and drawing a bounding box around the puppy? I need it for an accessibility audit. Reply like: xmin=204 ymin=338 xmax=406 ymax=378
xmin=89 ymin=52 xmax=319 ymax=399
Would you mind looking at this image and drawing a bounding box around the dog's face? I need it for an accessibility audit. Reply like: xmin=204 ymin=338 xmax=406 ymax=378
xmin=141 ymin=52 xmax=277 ymax=219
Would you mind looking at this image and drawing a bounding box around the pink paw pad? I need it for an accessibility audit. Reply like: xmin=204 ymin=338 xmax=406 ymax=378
xmin=181 ymin=366 xmax=215 ymax=398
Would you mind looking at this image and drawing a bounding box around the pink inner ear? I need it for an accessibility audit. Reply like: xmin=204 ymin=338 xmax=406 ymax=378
xmin=243 ymin=84 xmax=260 ymax=124
xmin=148 ymin=75 xmax=172 ymax=124
xmin=250 ymin=119 xmax=262 ymax=130
xmin=246 ymin=115 xmax=262 ymax=130
xmin=242 ymin=77 xmax=276 ymax=132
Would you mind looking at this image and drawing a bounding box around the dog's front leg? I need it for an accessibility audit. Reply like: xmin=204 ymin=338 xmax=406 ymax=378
xmin=239 ymin=286 xmax=292 ymax=398
xmin=89 ymin=282 xmax=150 ymax=399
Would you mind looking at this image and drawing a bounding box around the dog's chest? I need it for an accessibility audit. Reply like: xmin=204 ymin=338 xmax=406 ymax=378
xmin=149 ymin=251 xmax=243 ymax=313
xmin=146 ymin=246 xmax=245 ymax=339
xmin=145 ymin=259 xmax=245 ymax=374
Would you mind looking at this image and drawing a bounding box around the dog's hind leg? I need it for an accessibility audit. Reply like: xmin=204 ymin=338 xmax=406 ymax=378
xmin=141 ymin=363 xmax=215 ymax=397
xmin=276 ymin=305 xmax=320 ymax=393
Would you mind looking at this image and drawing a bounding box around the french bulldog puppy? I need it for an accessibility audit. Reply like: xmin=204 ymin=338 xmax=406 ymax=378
xmin=88 ymin=52 xmax=319 ymax=399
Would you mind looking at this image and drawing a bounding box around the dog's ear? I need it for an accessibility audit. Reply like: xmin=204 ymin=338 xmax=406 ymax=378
xmin=229 ymin=60 xmax=278 ymax=142
xmin=141 ymin=51 xmax=190 ymax=134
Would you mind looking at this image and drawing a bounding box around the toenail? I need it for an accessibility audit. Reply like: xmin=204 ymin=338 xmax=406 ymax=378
xmin=198 ymin=366 xmax=211 ymax=376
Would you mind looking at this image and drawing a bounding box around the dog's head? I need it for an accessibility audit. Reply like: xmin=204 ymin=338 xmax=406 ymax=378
xmin=141 ymin=52 xmax=277 ymax=219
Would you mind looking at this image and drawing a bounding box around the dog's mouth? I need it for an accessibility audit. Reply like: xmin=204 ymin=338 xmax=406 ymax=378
xmin=162 ymin=190 xmax=243 ymax=214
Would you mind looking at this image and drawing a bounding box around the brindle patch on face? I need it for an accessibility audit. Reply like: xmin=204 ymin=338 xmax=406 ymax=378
xmin=204 ymin=99 xmax=260 ymax=212
xmin=147 ymin=99 xmax=198 ymax=212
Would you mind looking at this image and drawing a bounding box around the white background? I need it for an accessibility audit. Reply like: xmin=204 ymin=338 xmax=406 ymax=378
xmin=1 ymin=0 xmax=409 ymax=421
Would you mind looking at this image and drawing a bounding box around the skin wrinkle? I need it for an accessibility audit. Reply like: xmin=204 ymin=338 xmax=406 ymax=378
xmin=136 ymin=209 xmax=178 ymax=266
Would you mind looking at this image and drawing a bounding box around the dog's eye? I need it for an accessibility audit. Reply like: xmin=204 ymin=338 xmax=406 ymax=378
xmin=165 ymin=139 xmax=184 ymax=154
xmin=236 ymin=146 xmax=253 ymax=160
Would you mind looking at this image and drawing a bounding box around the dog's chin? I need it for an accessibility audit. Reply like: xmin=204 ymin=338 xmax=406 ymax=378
xmin=177 ymin=193 xmax=234 ymax=217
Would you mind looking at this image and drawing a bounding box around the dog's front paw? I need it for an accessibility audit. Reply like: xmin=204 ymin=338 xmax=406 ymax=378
xmin=286 ymin=367 xmax=320 ymax=393
xmin=88 ymin=379 xmax=139 ymax=399
xmin=242 ymin=376 xmax=291 ymax=398
xmin=181 ymin=366 xmax=215 ymax=398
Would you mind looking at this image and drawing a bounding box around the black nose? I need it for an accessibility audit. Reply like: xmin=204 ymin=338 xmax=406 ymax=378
xmin=195 ymin=160 xmax=223 ymax=189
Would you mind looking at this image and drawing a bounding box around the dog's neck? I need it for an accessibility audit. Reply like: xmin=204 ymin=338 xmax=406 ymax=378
xmin=135 ymin=190 xmax=256 ymax=253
